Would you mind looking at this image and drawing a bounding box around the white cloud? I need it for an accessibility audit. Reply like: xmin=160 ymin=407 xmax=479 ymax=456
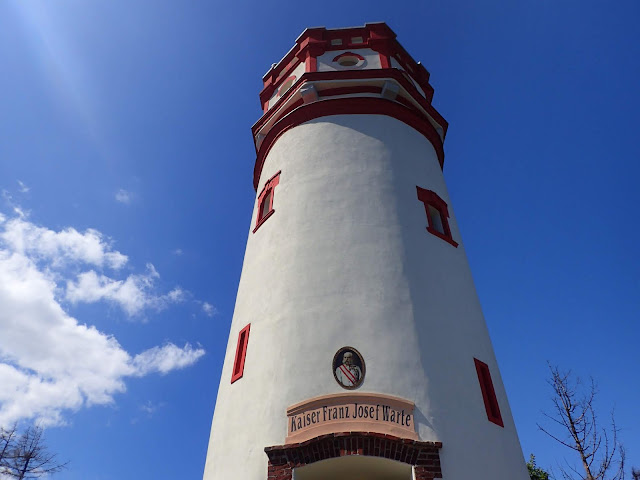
xmin=172 ymin=248 xmax=183 ymax=256
xmin=1 ymin=217 xmax=127 ymax=269
xmin=140 ymin=400 xmax=163 ymax=416
xmin=0 ymin=210 xmax=205 ymax=426
xmin=65 ymin=267 xmax=186 ymax=316
xmin=17 ymin=180 xmax=30 ymax=193
xmin=166 ymin=287 xmax=186 ymax=303
xmin=2 ymin=190 xmax=29 ymax=220
xmin=131 ymin=343 xmax=205 ymax=376
xmin=202 ymin=302 xmax=216 ymax=317
xmin=66 ymin=265 xmax=156 ymax=316
xmin=13 ymin=206 xmax=27 ymax=218
xmin=115 ymin=189 xmax=131 ymax=204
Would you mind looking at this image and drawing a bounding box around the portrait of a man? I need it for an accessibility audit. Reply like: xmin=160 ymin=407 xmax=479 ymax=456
xmin=332 ymin=347 xmax=365 ymax=389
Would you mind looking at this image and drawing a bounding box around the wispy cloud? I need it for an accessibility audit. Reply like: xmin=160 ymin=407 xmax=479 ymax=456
xmin=166 ymin=287 xmax=186 ymax=303
xmin=17 ymin=181 xmax=30 ymax=193
xmin=115 ymin=189 xmax=131 ymax=205
xmin=202 ymin=302 xmax=217 ymax=317
xmin=2 ymin=190 xmax=29 ymax=219
xmin=140 ymin=400 xmax=163 ymax=416
xmin=131 ymin=400 xmax=166 ymax=425
xmin=0 ymin=209 xmax=205 ymax=426
xmin=172 ymin=248 xmax=183 ymax=256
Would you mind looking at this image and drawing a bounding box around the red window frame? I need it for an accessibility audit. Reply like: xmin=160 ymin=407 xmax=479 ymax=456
xmin=231 ymin=324 xmax=251 ymax=384
xmin=278 ymin=76 xmax=297 ymax=96
xmin=416 ymin=186 xmax=458 ymax=247
xmin=332 ymin=52 xmax=366 ymax=68
xmin=474 ymin=358 xmax=504 ymax=427
xmin=253 ymin=171 xmax=281 ymax=233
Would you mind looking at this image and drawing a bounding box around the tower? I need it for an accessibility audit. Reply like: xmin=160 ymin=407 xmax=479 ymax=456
xmin=203 ymin=23 xmax=529 ymax=480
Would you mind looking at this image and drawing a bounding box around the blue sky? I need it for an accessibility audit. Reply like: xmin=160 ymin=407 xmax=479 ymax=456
xmin=0 ymin=0 xmax=638 ymax=478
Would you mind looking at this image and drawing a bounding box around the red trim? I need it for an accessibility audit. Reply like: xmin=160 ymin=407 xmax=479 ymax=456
xmin=416 ymin=187 xmax=458 ymax=247
xmin=265 ymin=432 xmax=443 ymax=480
xmin=474 ymin=358 xmax=504 ymax=427
xmin=278 ymin=76 xmax=297 ymax=96
xmin=395 ymin=93 xmax=417 ymax=109
xmin=332 ymin=52 xmax=365 ymax=61
xmin=379 ymin=52 xmax=391 ymax=69
xmin=231 ymin=324 xmax=251 ymax=384
xmin=326 ymin=28 xmax=371 ymax=50
xmin=254 ymin=98 xmax=444 ymax=190
xmin=260 ymin=23 xmax=437 ymax=110
xmin=318 ymin=86 xmax=381 ymax=97
xmin=261 ymin=29 xmax=325 ymax=106
xmin=253 ymin=171 xmax=281 ymax=233
xmin=254 ymin=69 xmax=448 ymax=142
xmin=305 ymin=54 xmax=316 ymax=72
xmin=426 ymin=225 xmax=458 ymax=247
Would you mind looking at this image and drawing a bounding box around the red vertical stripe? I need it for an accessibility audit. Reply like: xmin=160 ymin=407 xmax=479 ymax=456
xmin=231 ymin=324 xmax=251 ymax=384
xmin=474 ymin=358 xmax=504 ymax=427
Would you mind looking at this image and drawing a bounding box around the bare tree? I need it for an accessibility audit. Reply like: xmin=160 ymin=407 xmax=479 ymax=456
xmin=1 ymin=424 xmax=19 ymax=475
xmin=538 ymin=365 xmax=625 ymax=480
xmin=3 ymin=425 xmax=67 ymax=480
xmin=631 ymin=468 xmax=639 ymax=480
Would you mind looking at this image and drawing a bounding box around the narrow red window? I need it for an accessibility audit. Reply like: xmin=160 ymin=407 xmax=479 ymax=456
xmin=474 ymin=358 xmax=504 ymax=427
xmin=416 ymin=186 xmax=458 ymax=247
xmin=231 ymin=324 xmax=251 ymax=384
xmin=253 ymin=171 xmax=281 ymax=233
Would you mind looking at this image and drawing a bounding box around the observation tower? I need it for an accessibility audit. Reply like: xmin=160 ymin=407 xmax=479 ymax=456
xmin=203 ymin=22 xmax=529 ymax=480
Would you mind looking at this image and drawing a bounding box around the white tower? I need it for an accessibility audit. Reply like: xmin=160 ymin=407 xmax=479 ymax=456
xmin=203 ymin=23 xmax=529 ymax=480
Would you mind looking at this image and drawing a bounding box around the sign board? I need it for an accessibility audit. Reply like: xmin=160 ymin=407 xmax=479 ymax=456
xmin=286 ymin=392 xmax=418 ymax=444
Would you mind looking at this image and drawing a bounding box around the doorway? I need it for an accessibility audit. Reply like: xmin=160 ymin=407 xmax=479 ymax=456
xmin=293 ymin=455 xmax=413 ymax=480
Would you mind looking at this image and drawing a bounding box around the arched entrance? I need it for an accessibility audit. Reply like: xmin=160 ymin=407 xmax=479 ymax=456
xmin=295 ymin=455 xmax=412 ymax=479
xmin=264 ymin=432 xmax=442 ymax=480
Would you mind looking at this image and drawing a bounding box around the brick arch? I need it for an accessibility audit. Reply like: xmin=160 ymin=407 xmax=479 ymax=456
xmin=264 ymin=431 xmax=442 ymax=479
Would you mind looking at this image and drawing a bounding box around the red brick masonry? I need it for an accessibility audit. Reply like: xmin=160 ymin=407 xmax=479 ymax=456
xmin=264 ymin=431 xmax=442 ymax=479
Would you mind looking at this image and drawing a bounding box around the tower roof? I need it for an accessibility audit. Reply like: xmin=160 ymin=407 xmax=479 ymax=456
xmin=251 ymin=23 xmax=449 ymax=190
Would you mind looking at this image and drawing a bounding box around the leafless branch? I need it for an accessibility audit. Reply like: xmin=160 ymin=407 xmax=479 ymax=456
xmin=538 ymin=364 xmax=626 ymax=480
xmin=2 ymin=425 xmax=67 ymax=480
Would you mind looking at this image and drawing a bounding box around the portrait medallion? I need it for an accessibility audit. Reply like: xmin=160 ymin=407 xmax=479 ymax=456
xmin=332 ymin=346 xmax=365 ymax=390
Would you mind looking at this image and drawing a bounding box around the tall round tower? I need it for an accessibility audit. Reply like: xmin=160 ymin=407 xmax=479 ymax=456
xmin=203 ymin=23 xmax=529 ymax=480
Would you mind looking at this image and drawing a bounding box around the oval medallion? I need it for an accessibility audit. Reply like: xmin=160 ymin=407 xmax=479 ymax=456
xmin=333 ymin=346 xmax=365 ymax=390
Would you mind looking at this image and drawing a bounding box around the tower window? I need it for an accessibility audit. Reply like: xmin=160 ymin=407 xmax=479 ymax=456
xmin=254 ymin=171 xmax=281 ymax=233
xmin=231 ymin=324 xmax=251 ymax=384
xmin=416 ymin=186 xmax=458 ymax=247
xmin=259 ymin=189 xmax=272 ymax=220
xmin=474 ymin=358 xmax=504 ymax=427
xmin=333 ymin=52 xmax=365 ymax=69
xmin=428 ymin=205 xmax=445 ymax=234
xmin=278 ymin=76 xmax=296 ymax=97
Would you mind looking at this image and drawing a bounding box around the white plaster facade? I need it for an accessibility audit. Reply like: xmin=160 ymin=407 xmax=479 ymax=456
xmin=390 ymin=57 xmax=427 ymax=98
xmin=203 ymin=113 xmax=529 ymax=479
xmin=267 ymin=61 xmax=307 ymax=109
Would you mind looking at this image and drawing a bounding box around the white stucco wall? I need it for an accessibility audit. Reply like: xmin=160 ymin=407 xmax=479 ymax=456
xmin=316 ymin=48 xmax=382 ymax=72
xmin=390 ymin=57 xmax=404 ymax=72
xmin=203 ymin=114 xmax=529 ymax=480
xmin=390 ymin=57 xmax=426 ymax=98
xmin=267 ymin=62 xmax=307 ymax=110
